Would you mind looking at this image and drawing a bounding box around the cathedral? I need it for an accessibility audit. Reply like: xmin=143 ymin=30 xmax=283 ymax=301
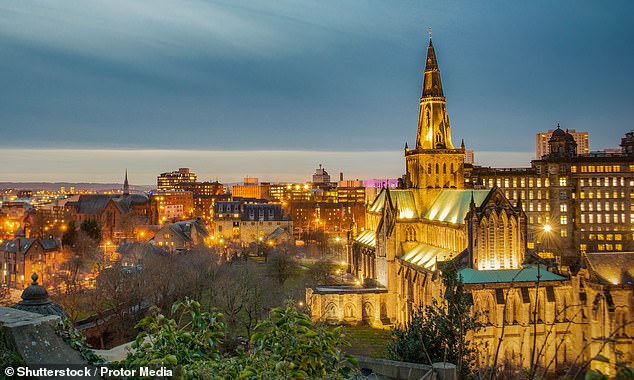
xmin=307 ymin=37 xmax=633 ymax=375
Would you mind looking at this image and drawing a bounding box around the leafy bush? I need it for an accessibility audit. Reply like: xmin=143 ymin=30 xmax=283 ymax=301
xmin=119 ymin=299 xmax=357 ymax=379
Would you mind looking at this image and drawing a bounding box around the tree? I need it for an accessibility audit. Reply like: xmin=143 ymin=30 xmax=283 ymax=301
xmin=388 ymin=262 xmax=480 ymax=377
xmin=62 ymin=221 xmax=78 ymax=247
xmin=266 ymin=250 xmax=298 ymax=286
xmin=80 ymin=219 xmax=101 ymax=241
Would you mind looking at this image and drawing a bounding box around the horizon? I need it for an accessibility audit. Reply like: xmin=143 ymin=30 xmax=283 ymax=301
xmin=1 ymin=1 xmax=632 ymax=183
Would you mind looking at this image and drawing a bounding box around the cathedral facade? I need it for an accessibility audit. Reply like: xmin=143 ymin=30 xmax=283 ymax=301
xmin=307 ymin=37 xmax=633 ymax=374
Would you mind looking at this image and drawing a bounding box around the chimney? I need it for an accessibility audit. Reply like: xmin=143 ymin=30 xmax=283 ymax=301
xmin=339 ymin=172 xmax=344 ymax=181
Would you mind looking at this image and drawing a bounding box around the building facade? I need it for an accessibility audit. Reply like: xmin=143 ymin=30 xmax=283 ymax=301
xmin=213 ymin=202 xmax=292 ymax=245
xmin=157 ymin=168 xmax=197 ymax=191
xmin=470 ymin=128 xmax=634 ymax=266
xmin=0 ymin=236 xmax=60 ymax=289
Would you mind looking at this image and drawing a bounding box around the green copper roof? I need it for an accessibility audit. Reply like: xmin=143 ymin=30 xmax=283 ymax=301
xmin=424 ymin=190 xmax=490 ymax=225
xmin=458 ymin=265 xmax=566 ymax=284
xmin=368 ymin=189 xmax=419 ymax=219
xmin=400 ymin=242 xmax=455 ymax=270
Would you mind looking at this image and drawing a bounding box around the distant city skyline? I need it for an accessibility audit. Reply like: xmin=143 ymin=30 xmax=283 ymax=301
xmin=1 ymin=1 xmax=633 ymax=183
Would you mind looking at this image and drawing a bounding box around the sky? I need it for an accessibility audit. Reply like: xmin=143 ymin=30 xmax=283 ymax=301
xmin=1 ymin=1 xmax=633 ymax=184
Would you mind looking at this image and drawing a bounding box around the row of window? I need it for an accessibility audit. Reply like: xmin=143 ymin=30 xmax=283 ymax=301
xmin=481 ymin=174 xmax=633 ymax=189
xmin=579 ymin=177 xmax=627 ymax=187
xmin=580 ymin=243 xmax=624 ymax=251
xmin=579 ymin=190 xmax=625 ymax=199
xmin=583 ymin=233 xmax=624 ymax=241
xmin=580 ymin=201 xmax=626 ymax=212
xmin=579 ymin=214 xmax=628 ymax=224
xmin=572 ymin=164 xmax=627 ymax=173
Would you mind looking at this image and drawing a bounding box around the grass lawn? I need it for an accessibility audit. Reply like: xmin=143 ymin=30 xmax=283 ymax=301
xmin=340 ymin=324 xmax=392 ymax=359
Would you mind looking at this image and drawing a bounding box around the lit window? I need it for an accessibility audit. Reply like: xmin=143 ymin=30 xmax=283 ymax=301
xmin=560 ymin=204 xmax=567 ymax=212
xmin=560 ymin=229 xmax=567 ymax=238
xmin=560 ymin=216 xmax=567 ymax=225
xmin=559 ymin=177 xmax=567 ymax=186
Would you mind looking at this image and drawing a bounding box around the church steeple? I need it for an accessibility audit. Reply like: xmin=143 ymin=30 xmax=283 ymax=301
xmin=415 ymin=37 xmax=454 ymax=150
xmin=123 ymin=169 xmax=130 ymax=196
xmin=405 ymin=34 xmax=464 ymax=191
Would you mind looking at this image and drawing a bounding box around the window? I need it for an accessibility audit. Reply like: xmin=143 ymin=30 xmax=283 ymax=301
xmin=560 ymin=216 xmax=568 ymax=225
xmin=559 ymin=177 xmax=567 ymax=186
xmin=560 ymin=229 xmax=567 ymax=238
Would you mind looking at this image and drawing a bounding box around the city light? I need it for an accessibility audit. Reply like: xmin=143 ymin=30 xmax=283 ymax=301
xmin=543 ymin=224 xmax=552 ymax=232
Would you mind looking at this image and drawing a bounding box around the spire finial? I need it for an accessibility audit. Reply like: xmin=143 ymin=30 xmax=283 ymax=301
xmin=31 ymin=272 xmax=39 ymax=285
xmin=428 ymin=26 xmax=432 ymax=40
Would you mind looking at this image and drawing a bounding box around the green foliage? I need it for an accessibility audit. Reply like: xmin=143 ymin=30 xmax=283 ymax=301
xmin=387 ymin=262 xmax=479 ymax=377
xmin=120 ymin=300 xmax=357 ymax=379
xmin=55 ymin=318 xmax=106 ymax=365
xmin=80 ymin=219 xmax=101 ymax=241
xmin=246 ymin=306 xmax=358 ymax=379
xmin=266 ymin=251 xmax=299 ymax=285
xmin=121 ymin=298 xmax=224 ymax=378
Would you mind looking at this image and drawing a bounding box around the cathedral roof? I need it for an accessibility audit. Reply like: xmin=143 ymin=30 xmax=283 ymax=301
xmin=584 ymin=252 xmax=634 ymax=285
xmin=458 ymin=265 xmax=566 ymax=284
xmin=354 ymin=230 xmax=376 ymax=247
xmin=368 ymin=189 xmax=419 ymax=220
xmin=424 ymin=190 xmax=490 ymax=224
xmin=400 ymin=242 xmax=455 ymax=271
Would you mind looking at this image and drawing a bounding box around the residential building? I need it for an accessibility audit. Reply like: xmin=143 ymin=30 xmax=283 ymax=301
xmin=214 ymin=202 xmax=292 ymax=245
xmin=0 ymin=235 xmax=60 ymax=289
xmin=150 ymin=219 xmax=209 ymax=253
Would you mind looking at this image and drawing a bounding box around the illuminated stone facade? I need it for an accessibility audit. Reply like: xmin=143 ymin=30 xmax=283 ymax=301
xmin=470 ymin=128 xmax=634 ymax=266
xmin=307 ymin=37 xmax=633 ymax=374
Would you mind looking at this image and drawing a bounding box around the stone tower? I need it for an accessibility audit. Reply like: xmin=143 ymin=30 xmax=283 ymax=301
xmin=405 ymin=37 xmax=465 ymax=192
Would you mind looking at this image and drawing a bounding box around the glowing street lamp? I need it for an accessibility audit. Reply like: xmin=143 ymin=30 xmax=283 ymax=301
xmin=543 ymin=224 xmax=552 ymax=233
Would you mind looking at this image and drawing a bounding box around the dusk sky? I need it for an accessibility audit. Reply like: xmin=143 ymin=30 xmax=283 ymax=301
xmin=1 ymin=1 xmax=633 ymax=184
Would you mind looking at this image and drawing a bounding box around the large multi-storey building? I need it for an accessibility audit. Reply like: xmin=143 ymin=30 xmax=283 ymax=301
xmin=174 ymin=181 xmax=226 ymax=196
xmin=157 ymin=168 xmax=197 ymax=190
xmin=470 ymin=128 xmax=634 ymax=265
xmin=536 ymin=127 xmax=589 ymax=159
xmin=231 ymin=178 xmax=271 ymax=200
xmin=213 ymin=201 xmax=292 ymax=245
xmin=149 ymin=191 xmax=194 ymax=224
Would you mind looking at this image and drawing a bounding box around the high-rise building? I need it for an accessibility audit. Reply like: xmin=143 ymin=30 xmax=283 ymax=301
xmin=536 ymin=127 xmax=589 ymax=159
xmin=157 ymin=168 xmax=197 ymax=190
xmin=470 ymin=126 xmax=634 ymax=265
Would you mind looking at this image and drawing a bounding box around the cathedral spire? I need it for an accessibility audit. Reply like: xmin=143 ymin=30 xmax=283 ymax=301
xmin=415 ymin=36 xmax=454 ymax=150
xmin=123 ymin=169 xmax=130 ymax=196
